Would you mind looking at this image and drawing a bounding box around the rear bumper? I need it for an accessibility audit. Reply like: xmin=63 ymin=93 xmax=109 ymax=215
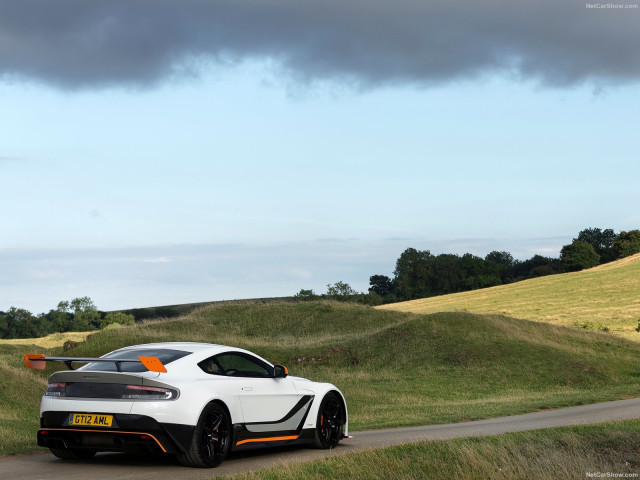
xmin=40 ymin=411 xmax=194 ymax=455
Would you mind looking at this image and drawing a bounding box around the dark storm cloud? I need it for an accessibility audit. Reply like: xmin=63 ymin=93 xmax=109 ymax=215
xmin=1 ymin=0 xmax=638 ymax=90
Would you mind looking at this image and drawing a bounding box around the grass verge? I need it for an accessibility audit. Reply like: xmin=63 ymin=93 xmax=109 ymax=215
xmin=223 ymin=420 xmax=640 ymax=480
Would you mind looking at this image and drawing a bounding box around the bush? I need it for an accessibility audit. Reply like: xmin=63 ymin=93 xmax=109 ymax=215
xmin=101 ymin=312 xmax=135 ymax=328
xmin=560 ymin=241 xmax=600 ymax=272
xmin=613 ymin=230 xmax=640 ymax=259
xmin=326 ymin=281 xmax=359 ymax=301
xmin=574 ymin=321 xmax=609 ymax=332
xmin=294 ymin=289 xmax=318 ymax=301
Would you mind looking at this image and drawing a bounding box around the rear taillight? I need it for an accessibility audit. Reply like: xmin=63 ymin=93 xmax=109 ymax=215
xmin=121 ymin=385 xmax=178 ymax=400
xmin=45 ymin=382 xmax=67 ymax=397
xmin=44 ymin=382 xmax=177 ymax=400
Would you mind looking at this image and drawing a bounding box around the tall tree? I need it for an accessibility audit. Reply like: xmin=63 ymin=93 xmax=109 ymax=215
xmin=393 ymin=248 xmax=435 ymax=300
xmin=368 ymin=275 xmax=394 ymax=297
xmin=485 ymin=251 xmax=515 ymax=283
xmin=574 ymin=227 xmax=617 ymax=263
xmin=433 ymin=253 xmax=463 ymax=294
xmin=510 ymin=255 xmax=560 ymax=279
xmin=612 ymin=230 xmax=640 ymax=259
xmin=68 ymin=297 xmax=100 ymax=330
xmin=3 ymin=307 xmax=37 ymax=338
xmin=560 ymin=241 xmax=600 ymax=272
xmin=460 ymin=253 xmax=501 ymax=290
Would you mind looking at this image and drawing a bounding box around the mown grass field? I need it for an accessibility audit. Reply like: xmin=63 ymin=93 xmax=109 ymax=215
xmin=0 ymin=330 xmax=94 ymax=348
xmin=378 ymin=253 xmax=640 ymax=341
xmin=2 ymin=302 xmax=640 ymax=456
xmin=223 ymin=420 xmax=640 ymax=480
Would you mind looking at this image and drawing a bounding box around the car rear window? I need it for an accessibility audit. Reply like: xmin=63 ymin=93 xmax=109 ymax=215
xmin=83 ymin=348 xmax=191 ymax=372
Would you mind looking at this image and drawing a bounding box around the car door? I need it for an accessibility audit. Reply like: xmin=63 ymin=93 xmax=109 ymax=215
xmin=213 ymin=352 xmax=300 ymax=425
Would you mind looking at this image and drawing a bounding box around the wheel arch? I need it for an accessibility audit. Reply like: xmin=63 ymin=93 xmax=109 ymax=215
xmin=194 ymin=395 xmax=242 ymax=427
xmin=207 ymin=399 xmax=235 ymax=448
xmin=177 ymin=398 xmax=233 ymax=467
xmin=327 ymin=389 xmax=348 ymax=435
xmin=304 ymin=385 xmax=349 ymax=436
xmin=209 ymin=399 xmax=231 ymax=421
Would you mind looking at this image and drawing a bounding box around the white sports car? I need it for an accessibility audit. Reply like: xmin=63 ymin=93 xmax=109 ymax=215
xmin=24 ymin=342 xmax=349 ymax=468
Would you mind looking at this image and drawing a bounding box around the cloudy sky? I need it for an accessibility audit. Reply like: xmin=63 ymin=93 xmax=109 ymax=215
xmin=2 ymin=0 xmax=639 ymax=313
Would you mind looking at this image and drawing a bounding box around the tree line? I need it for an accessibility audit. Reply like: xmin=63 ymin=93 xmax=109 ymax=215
xmin=4 ymin=228 xmax=639 ymax=338
xmin=367 ymin=227 xmax=640 ymax=303
xmin=295 ymin=227 xmax=640 ymax=305
xmin=0 ymin=297 xmax=134 ymax=339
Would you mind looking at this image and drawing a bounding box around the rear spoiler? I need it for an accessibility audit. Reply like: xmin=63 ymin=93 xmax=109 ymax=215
xmin=23 ymin=354 xmax=167 ymax=373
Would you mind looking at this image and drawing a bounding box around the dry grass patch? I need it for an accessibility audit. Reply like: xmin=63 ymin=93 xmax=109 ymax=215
xmin=0 ymin=331 xmax=95 ymax=348
xmin=378 ymin=253 xmax=640 ymax=341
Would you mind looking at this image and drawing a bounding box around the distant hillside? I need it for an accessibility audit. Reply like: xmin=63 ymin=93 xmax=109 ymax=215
xmin=4 ymin=301 xmax=640 ymax=455
xmin=116 ymin=296 xmax=296 ymax=320
xmin=377 ymin=253 xmax=640 ymax=341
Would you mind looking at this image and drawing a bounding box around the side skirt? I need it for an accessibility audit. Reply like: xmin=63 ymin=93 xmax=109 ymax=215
xmin=233 ymin=395 xmax=315 ymax=450
xmin=232 ymin=428 xmax=316 ymax=451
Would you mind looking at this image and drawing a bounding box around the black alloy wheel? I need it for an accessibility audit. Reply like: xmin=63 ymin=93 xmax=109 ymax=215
xmin=178 ymin=403 xmax=231 ymax=468
xmin=313 ymin=392 xmax=344 ymax=449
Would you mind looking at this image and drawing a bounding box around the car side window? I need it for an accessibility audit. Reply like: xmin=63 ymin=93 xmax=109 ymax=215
xmin=198 ymin=357 xmax=224 ymax=375
xmin=212 ymin=352 xmax=273 ymax=378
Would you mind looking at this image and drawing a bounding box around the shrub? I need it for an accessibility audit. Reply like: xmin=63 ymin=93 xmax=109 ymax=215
xmin=560 ymin=241 xmax=600 ymax=272
xmin=101 ymin=312 xmax=135 ymax=328
xmin=613 ymin=230 xmax=640 ymax=259
xmin=294 ymin=289 xmax=318 ymax=301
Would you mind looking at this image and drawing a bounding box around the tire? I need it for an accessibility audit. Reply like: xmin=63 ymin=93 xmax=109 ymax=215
xmin=50 ymin=448 xmax=96 ymax=460
xmin=312 ymin=392 xmax=344 ymax=449
xmin=177 ymin=403 xmax=231 ymax=468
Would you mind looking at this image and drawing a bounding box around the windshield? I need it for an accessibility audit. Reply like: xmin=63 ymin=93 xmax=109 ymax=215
xmin=82 ymin=348 xmax=191 ymax=372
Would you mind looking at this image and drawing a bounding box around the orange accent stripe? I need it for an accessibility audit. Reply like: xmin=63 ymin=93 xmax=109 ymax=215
xmin=138 ymin=356 xmax=167 ymax=373
xmin=24 ymin=354 xmax=46 ymax=370
xmin=235 ymin=435 xmax=299 ymax=446
xmin=39 ymin=428 xmax=167 ymax=453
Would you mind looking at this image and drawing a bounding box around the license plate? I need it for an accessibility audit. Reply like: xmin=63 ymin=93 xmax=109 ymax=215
xmin=69 ymin=413 xmax=113 ymax=427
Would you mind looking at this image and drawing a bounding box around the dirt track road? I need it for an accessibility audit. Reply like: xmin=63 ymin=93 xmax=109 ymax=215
xmin=2 ymin=397 xmax=639 ymax=480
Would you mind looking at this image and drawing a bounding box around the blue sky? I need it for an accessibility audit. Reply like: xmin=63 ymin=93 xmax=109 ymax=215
xmin=1 ymin=1 xmax=639 ymax=313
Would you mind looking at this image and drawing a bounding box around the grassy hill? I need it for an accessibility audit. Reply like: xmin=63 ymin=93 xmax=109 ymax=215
xmin=2 ymin=302 xmax=640 ymax=455
xmin=377 ymin=253 xmax=640 ymax=341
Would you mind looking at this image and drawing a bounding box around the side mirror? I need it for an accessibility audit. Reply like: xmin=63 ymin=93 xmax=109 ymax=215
xmin=273 ymin=365 xmax=288 ymax=378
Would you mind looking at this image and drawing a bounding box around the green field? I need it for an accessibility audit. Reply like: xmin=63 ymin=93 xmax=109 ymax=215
xmin=378 ymin=252 xmax=640 ymax=341
xmin=2 ymin=301 xmax=640 ymax=456
xmin=224 ymin=420 xmax=640 ymax=480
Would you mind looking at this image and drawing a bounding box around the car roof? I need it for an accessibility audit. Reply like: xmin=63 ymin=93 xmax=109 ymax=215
xmin=111 ymin=342 xmax=269 ymax=364
xmin=115 ymin=342 xmax=230 ymax=354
